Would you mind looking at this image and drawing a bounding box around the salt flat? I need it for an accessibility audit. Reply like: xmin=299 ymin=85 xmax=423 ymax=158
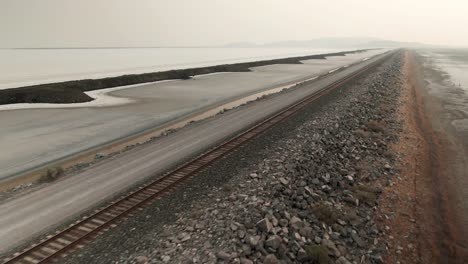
xmin=0 ymin=50 xmax=383 ymax=180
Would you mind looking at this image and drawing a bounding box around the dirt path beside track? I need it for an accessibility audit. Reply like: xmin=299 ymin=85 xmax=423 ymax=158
xmin=379 ymin=51 xmax=468 ymax=263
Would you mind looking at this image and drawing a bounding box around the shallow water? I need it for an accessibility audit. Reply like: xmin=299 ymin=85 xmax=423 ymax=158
xmin=0 ymin=47 xmax=341 ymax=89
xmin=419 ymin=49 xmax=468 ymax=132
xmin=425 ymin=49 xmax=468 ymax=90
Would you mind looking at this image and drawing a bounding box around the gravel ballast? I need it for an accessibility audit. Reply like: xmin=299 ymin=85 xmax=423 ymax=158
xmin=65 ymin=52 xmax=404 ymax=264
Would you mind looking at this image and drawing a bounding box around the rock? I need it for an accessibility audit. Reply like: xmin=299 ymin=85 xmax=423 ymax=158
xmin=299 ymin=226 xmax=313 ymax=237
xmin=370 ymin=254 xmax=384 ymax=264
xmin=237 ymin=229 xmax=246 ymax=239
xmin=135 ymin=256 xmax=148 ymax=264
xmin=179 ymin=232 xmax=191 ymax=242
xmin=343 ymin=197 xmax=358 ymax=206
xmin=243 ymin=247 xmax=254 ymax=258
xmin=297 ymin=248 xmax=308 ymax=262
xmin=240 ymin=258 xmax=254 ymax=264
xmin=249 ymin=235 xmax=260 ymax=247
xmin=297 ymin=180 xmax=307 ymax=187
xmin=290 ymin=216 xmax=303 ymax=230
xmin=314 ymin=236 xmax=322 ymax=244
xmin=217 ymin=251 xmax=232 ymax=261
xmin=322 ymin=239 xmax=341 ymax=257
xmin=250 ymin=173 xmax=258 ymax=178
xmin=322 ymin=173 xmax=331 ymax=183
xmin=336 ymin=256 xmax=352 ymax=264
xmin=161 ymin=255 xmax=171 ymax=263
xmin=351 ymin=231 xmax=365 ymax=247
xmin=263 ymin=254 xmax=280 ymax=264
xmin=256 ymin=218 xmax=273 ymax=233
xmin=195 ymin=222 xmax=205 ymax=230
xmin=294 ymin=232 xmax=302 ymax=241
xmin=304 ymin=186 xmax=314 ymax=196
xmin=265 ymin=235 xmax=282 ymax=249
xmin=231 ymin=223 xmax=239 ymax=231
xmin=279 ymin=177 xmax=289 ymax=185
xmin=279 ymin=218 xmax=288 ymax=227
xmin=203 ymin=241 xmax=212 ymax=249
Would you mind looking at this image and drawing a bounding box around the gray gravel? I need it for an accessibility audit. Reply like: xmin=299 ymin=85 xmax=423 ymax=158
xmin=64 ymin=52 xmax=403 ymax=264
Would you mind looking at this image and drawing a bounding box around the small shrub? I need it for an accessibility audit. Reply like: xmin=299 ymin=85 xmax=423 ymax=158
xmin=366 ymin=120 xmax=386 ymax=133
xmin=38 ymin=166 xmax=64 ymax=183
xmin=383 ymin=150 xmax=395 ymax=159
xmin=354 ymin=129 xmax=369 ymax=138
xmin=313 ymin=202 xmax=338 ymax=225
xmin=221 ymin=185 xmax=232 ymax=192
xmin=305 ymin=244 xmax=329 ymax=264
xmin=343 ymin=211 xmax=359 ymax=223
xmin=354 ymin=190 xmax=377 ymax=205
xmin=353 ymin=184 xmax=379 ymax=194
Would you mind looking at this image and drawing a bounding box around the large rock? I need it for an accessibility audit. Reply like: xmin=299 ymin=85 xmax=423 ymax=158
xmin=256 ymin=218 xmax=273 ymax=233
xmin=263 ymin=254 xmax=280 ymax=264
xmin=249 ymin=235 xmax=260 ymax=247
xmin=265 ymin=235 xmax=282 ymax=249
xmin=216 ymin=251 xmax=232 ymax=261
xmin=336 ymin=256 xmax=352 ymax=264
xmin=135 ymin=256 xmax=148 ymax=264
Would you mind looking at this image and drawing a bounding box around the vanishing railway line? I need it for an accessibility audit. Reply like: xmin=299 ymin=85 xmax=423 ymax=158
xmin=2 ymin=51 xmax=393 ymax=264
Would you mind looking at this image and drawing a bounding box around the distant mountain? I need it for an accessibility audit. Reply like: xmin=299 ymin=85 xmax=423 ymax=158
xmin=223 ymin=37 xmax=436 ymax=49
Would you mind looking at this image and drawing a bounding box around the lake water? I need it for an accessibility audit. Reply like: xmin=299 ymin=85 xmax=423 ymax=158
xmin=0 ymin=47 xmax=341 ymax=89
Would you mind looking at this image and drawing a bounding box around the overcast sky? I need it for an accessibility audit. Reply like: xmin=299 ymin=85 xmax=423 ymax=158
xmin=1 ymin=0 xmax=467 ymax=48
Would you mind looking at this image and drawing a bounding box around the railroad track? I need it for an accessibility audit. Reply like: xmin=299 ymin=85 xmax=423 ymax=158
xmin=2 ymin=51 xmax=393 ymax=264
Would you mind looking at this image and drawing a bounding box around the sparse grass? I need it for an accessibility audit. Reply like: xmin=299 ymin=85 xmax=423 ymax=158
xmin=378 ymin=104 xmax=393 ymax=115
xmin=305 ymin=244 xmax=330 ymax=264
xmin=355 ymin=190 xmax=377 ymax=205
xmin=343 ymin=210 xmax=359 ymax=223
xmin=353 ymin=184 xmax=379 ymax=194
xmin=383 ymin=150 xmax=395 ymax=159
xmin=366 ymin=120 xmax=386 ymax=133
xmin=221 ymin=185 xmax=232 ymax=192
xmin=354 ymin=129 xmax=370 ymax=138
xmin=38 ymin=166 xmax=64 ymax=183
xmin=355 ymin=160 xmax=372 ymax=180
xmin=313 ymin=202 xmax=338 ymax=225
xmin=352 ymin=185 xmax=378 ymax=205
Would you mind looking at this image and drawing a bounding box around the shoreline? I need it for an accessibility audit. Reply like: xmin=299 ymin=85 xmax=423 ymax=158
xmin=0 ymin=49 xmax=368 ymax=105
xmin=378 ymin=50 xmax=468 ymax=263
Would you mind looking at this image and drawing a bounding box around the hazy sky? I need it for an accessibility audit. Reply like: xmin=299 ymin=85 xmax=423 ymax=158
xmin=1 ymin=0 xmax=467 ymax=48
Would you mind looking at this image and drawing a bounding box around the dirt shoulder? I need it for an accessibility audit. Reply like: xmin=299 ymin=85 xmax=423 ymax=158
xmin=378 ymin=51 xmax=468 ymax=263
